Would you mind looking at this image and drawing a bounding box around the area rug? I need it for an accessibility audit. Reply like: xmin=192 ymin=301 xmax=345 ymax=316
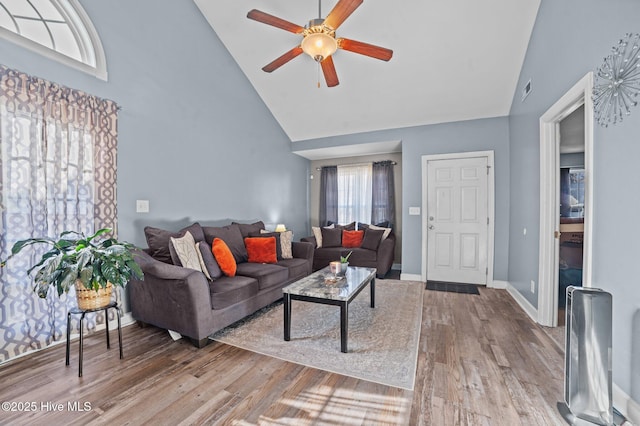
xmin=210 ymin=279 xmax=424 ymax=390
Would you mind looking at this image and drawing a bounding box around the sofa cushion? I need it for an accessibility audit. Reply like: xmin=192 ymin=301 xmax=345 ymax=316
xmin=311 ymin=224 xmax=334 ymax=248
xmin=361 ymin=228 xmax=384 ymax=251
xmin=232 ymin=221 xmax=265 ymax=238
xmin=245 ymin=237 xmax=277 ymax=264
xmin=346 ymin=248 xmax=377 ymax=263
xmin=250 ymin=231 xmax=282 ymax=259
xmin=315 ymin=247 xmax=377 ymax=264
xmin=196 ymin=241 xmax=222 ymax=280
xmin=212 ymin=238 xmax=237 ymax=277
xmin=203 ymin=224 xmax=247 ymax=263
xmin=169 ymin=231 xmax=201 ymax=271
xmin=363 ymin=223 xmax=392 ymax=240
xmin=145 ymin=222 xmax=205 ymax=264
xmin=342 ymin=230 xmax=364 ymax=248
xmin=276 ymin=258 xmax=309 ymax=281
xmin=209 ymin=276 xmax=259 ymax=309
xmin=235 ymin=263 xmax=288 ymax=290
xmin=321 ymin=227 xmax=342 ymax=248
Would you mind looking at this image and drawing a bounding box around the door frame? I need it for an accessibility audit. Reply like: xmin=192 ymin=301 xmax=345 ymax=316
xmin=538 ymin=72 xmax=594 ymax=327
xmin=421 ymin=150 xmax=495 ymax=285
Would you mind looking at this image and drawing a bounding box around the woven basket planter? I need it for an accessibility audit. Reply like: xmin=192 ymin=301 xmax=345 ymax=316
xmin=75 ymin=280 xmax=113 ymax=310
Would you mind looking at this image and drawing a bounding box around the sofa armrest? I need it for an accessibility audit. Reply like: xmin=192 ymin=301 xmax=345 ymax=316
xmin=300 ymin=236 xmax=317 ymax=247
xmin=292 ymin=241 xmax=314 ymax=275
xmin=376 ymin=234 xmax=396 ymax=278
xmin=292 ymin=241 xmax=313 ymax=260
xmin=129 ymin=251 xmax=213 ymax=340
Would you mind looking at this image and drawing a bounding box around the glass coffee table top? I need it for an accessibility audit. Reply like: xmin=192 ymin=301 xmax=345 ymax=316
xmin=283 ymin=266 xmax=376 ymax=301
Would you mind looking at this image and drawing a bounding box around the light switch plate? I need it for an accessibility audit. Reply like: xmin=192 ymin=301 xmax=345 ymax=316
xmin=136 ymin=199 xmax=149 ymax=213
xmin=409 ymin=207 xmax=420 ymax=215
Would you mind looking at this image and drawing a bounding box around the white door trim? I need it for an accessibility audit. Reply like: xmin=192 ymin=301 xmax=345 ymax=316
xmin=421 ymin=150 xmax=495 ymax=286
xmin=538 ymin=72 xmax=594 ymax=327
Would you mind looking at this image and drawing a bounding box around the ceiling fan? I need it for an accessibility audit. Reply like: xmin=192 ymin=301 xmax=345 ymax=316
xmin=247 ymin=0 xmax=393 ymax=87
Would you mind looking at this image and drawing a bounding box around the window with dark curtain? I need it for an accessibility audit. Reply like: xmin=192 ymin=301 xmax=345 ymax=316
xmin=319 ymin=166 xmax=338 ymax=226
xmin=372 ymin=161 xmax=396 ymax=227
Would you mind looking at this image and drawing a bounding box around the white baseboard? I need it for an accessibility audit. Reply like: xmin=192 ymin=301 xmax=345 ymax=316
xmin=489 ymin=280 xmax=508 ymax=289
xmin=505 ymin=281 xmax=538 ymax=322
xmin=613 ymin=382 xmax=640 ymax=424
xmin=400 ymin=273 xmax=423 ymax=282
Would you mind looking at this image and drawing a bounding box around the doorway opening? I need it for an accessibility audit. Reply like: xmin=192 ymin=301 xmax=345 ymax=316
xmin=538 ymin=73 xmax=594 ymax=327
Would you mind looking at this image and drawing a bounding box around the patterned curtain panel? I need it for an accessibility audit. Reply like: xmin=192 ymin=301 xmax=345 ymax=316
xmin=371 ymin=161 xmax=396 ymax=227
xmin=0 ymin=65 xmax=118 ymax=362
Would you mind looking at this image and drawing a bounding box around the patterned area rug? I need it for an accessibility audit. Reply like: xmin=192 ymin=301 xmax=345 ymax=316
xmin=210 ymin=279 xmax=424 ymax=390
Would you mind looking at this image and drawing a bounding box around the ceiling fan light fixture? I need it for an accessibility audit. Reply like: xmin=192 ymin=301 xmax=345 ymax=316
xmin=301 ymin=25 xmax=337 ymax=62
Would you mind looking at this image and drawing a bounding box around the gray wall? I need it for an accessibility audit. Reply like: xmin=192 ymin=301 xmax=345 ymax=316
xmin=294 ymin=116 xmax=511 ymax=281
xmin=508 ymin=0 xmax=640 ymax=401
xmin=309 ymin=153 xmax=403 ymax=263
xmin=0 ymin=0 xmax=309 ymax=247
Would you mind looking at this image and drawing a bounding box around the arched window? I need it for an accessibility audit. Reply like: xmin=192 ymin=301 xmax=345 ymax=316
xmin=0 ymin=0 xmax=107 ymax=80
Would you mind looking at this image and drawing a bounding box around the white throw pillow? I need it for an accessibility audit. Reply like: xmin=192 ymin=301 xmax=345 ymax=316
xmin=170 ymin=231 xmax=202 ymax=271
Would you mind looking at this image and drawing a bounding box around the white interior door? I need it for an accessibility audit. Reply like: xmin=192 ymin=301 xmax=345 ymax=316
xmin=426 ymin=156 xmax=489 ymax=284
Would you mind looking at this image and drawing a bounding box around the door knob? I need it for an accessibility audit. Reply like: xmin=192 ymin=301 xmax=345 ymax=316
xmin=428 ymin=225 xmax=435 ymax=230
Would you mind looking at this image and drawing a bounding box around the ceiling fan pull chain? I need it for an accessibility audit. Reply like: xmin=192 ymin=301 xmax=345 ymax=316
xmin=317 ymin=62 xmax=321 ymax=88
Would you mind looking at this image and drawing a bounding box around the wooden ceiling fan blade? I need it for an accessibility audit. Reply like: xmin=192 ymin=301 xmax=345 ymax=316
xmin=323 ymin=0 xmax=363 ymax=30
xmin=321 ymin=56 xmax=339 ymax=87
xmin=262 ymin=46 xmax=304 ymax=73
xmin=247 ymin=9 xmax=305 ymax=34
xmin=338 ymin=38 xmax=393 ymax=61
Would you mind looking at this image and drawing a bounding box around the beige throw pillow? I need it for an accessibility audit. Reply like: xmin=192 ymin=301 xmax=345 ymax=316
xmin=279 ymin=230 xmax=293 ymax=259
xmin=170 ymin=231 xmax=201 ymax=271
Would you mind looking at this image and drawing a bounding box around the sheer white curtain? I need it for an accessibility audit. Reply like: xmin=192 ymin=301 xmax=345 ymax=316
xmin=337 ymin=164 xmax=372 ymax=225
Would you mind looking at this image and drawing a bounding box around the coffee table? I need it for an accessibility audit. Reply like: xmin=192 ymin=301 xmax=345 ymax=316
xmin=283 ymin=266 xmax=376 ymax=353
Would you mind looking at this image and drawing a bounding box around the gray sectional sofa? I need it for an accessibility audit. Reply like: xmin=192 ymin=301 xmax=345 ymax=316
xmin=128 ymin=221 xmax=314 ymax=347
xmin=301 ymin=222 xmax=395 ymax=278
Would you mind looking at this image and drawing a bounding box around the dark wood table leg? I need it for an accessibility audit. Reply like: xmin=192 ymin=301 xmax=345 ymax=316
xmin=340 ymin=301 xmax=348 ymax=353
xmin=284 ymin=293 xmax=291 ymax=341
xmin=370 ymin=277 xmax=376 ymax=308
xmin=78 ymin=313 xmax=85 ymax=377
xmin=117 ymin=305 xmax=123 ymax=359
xmin=65 ymin=311 xmax=71 ymax=366
xmin=104 ymin=306 xmax=111 ymax=349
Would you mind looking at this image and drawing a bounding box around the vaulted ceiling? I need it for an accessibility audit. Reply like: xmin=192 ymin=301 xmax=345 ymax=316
xmin=195 ymin=0 xmax=541 ymax=142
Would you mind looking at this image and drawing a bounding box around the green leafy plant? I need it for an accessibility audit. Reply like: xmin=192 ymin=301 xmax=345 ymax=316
xmin=340 ymin=251 xmax=353 ymax=263
xmin=0 ymin=228 xmax=143 ymax=298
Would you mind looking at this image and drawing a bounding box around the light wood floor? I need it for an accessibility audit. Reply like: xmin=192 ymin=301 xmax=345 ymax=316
xmin=0 ymin=286 xmax=566 ymax=425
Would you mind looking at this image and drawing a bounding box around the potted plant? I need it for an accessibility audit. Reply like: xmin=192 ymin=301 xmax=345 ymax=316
xmin=0 ymin=228 xmax=143 ymax=310
xmin=340 ymin=250 xmax=353 ymax=268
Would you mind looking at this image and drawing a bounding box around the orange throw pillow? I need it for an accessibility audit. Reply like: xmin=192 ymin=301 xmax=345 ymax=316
xmin=212 ymin=238 xmax=236 ymax=277
xmin=244 ymin=237 xmax=277 ymax=264
xmin=342 ymin=230 xmax=364 ymax=248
